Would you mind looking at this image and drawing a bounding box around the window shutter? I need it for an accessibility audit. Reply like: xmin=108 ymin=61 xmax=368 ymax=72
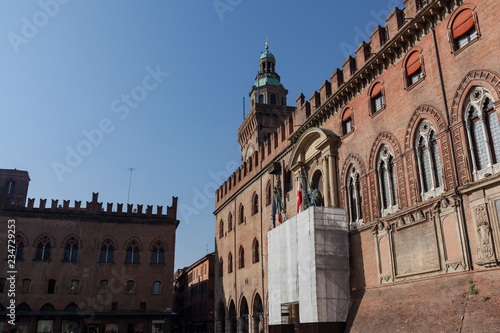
xmin=342 ymin=107 xmax=352 ymax=121
xmin=452 ymin=9 xmax=475 ymax=38
xmin=406 ymin=52 xmax=421 ymax=76
xmin=371 ymin=82 xmax=382 ymax=98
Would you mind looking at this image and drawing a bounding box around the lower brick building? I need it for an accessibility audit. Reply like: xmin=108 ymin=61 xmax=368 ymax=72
xmin=173 ymin=253 xmax=215 ymax=333
xmin=214 ymin=0 xmax=500 ymax=332
xmin=0 ymin=169 xmax=179 ymax=333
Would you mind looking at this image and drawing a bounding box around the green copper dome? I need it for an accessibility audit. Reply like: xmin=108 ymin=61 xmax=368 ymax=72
xmin=254 ymin=77 xmax=284 ymax=88
xmin=260 ymin=50 xmax=275 ymax=60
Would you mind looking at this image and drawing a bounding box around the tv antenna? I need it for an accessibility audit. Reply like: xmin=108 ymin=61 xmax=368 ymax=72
xmin=127 ymin=167 xmax=135 ymax=204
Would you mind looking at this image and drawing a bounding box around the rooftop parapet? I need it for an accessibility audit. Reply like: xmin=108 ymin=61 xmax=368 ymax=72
xmin=3 ymin=192 xmax=178 ymax=221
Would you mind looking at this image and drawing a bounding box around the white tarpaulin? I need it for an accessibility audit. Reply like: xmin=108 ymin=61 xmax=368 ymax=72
xmin=268 ymin=207 xmax=349 ymax=325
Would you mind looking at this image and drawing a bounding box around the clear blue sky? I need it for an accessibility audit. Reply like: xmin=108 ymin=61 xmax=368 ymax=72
xmin=0 ymin=0 xmax=402 ymax=269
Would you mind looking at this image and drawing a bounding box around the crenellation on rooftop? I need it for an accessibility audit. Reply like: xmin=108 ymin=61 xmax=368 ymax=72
xmin=385 ymin=7 xmax=405 ymax=40
xmin=319 ymin=80 xmax=332 ymax=105
xmin=355 ymin=41 xmax=372 ymax=69
xmin=3 ymin=192 xmax=178 ymax=221
xmin=342 ymin=55 xmax=357 ymax=82
xmin=309 ymin=91 xmax=321 ymax=113
xmin=369 ymin=25 xmax=387 ymax=54
xmin=330 ymin=68 xmax=344 ymax=92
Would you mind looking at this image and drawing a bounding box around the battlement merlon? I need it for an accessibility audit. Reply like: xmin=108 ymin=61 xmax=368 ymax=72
xmin=1 ymin=192 xmax=179 ymax=224
xmin=290 ymin=0 xmax=452 ymax=142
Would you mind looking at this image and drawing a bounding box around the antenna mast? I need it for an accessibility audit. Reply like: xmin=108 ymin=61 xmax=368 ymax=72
xmin=127 ymin=167 xmax=135 ymax=204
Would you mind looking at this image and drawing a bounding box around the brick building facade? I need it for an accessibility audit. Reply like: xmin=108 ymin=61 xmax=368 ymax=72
xmin=214 ymin=0 xmax=500 ymax=332
xmin=173 ymin=253 xmax=215 ymax=333
xmin=0 ymin=169 xmax=179 ymax=333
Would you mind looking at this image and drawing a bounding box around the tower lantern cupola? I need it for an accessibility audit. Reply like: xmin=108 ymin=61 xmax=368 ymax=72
xmin=238 ymin=41 xmax=294 ymax=162
xmin=260 ymin=48 xmax=276 ymax=73
xmin=250 ymin=42 xmax=288 ymax=107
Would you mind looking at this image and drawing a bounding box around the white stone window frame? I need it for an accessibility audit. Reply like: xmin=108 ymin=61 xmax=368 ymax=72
xmin=464 ymin=87 xmax=500 ymax=180
xmin=347 ymin=165 xmax=363 ymax=228
xmin=377 ymin=145 xmax=398 ymax=217
xmin=415 ymin=119 xmax=445 ymax=201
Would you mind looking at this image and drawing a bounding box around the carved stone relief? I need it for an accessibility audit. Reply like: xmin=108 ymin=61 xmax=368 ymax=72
xmin=475 ymin=205 xmax=495 ymax=263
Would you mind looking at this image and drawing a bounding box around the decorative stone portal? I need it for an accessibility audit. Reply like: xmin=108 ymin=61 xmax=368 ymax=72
xmin=267 ymin=207 xmax=349 ymax=333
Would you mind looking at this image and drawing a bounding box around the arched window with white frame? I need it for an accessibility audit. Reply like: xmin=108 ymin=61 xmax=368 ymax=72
xmin=35 ymin=236 xmax=52 ymax=261
xmin=377 ymin=145 xmax=398 ymax=216
xmin=347 ymin=165 xmax=363 ymax=227
xmin=464 ymin=86 xmax=500 ymax=180
xmin=415 ymin=119 xmax=444 ymax=200
xmin=125 ymin=240 xmax=140 ymax=264
xmin=63 ymin=236 xmax=79 ymax=262
xmin=151 ymin=241 xmax=165 ymax=264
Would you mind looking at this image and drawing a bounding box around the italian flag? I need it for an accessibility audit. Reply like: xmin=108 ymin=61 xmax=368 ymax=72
xmin=297 ymin=180 xmax=304 ymax=213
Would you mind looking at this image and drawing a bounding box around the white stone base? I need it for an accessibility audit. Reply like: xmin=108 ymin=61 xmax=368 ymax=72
xmin=268 ymin=207 xmax=350 ymax=325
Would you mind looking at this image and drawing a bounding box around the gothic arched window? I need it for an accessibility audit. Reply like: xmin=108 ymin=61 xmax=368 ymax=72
xmin=238 ymin=246 xmax=245 ymax=269
xmin=464 ymin=87 xmax=500 ymax=180
xmin=252 ymin=238 xmax=259 ymax=264
xmin=239 ymin=204 xmax=245 ymax=224
xmin=377 ymin=145 xmax=398 ymax=216
xmin=228 ymin=252 xmax=233 ymax=274
xmin=15 ymin=235 xmax=24 ymax=261
xmin=100 ymin=239 xmax=114 ymax=263
xmin=415 ymin=120 xmax=444 ymax=200
xmin=63 ymin=237 xmax=79 ymax=262
xmin=36 ymin=236 xmax=52 ymax=261
xmin=151 ymin=242 xmax=165 ymax=264
xmin=126 ymin=241 xmax=140 ymax=264
xmin=252 ymin=193 xmax=259 ymax=215
xmin=347 ymin=166 xmax=363 ymax=227
xmin=219 ymin=219 xmax=224 ymax=239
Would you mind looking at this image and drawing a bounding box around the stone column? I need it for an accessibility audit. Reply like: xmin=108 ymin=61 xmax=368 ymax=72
xmin=465 ymin=122 xmax=478 ymax=173
xmin=480 ymin=116 xmax=494 ymax=167
xmin=328 ymin=155 xmax=338 ymax=207
xmin=377 ymin=168 xmax=385 ymax=211
xmin=415 ymin=147 xmax=425 ymax=195
xmin=322 ymin=156 xmax=331 ymax=207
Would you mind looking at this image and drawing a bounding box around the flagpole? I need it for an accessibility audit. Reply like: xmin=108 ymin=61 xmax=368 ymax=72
xmin=302 ymin=169 xmax=316 ymax=207
xmin=299 ymin=171 xmax=312 ymax=208
xmin=275 ymin=189 xmax=288 ymax=221
xmin=272 ymin=192 xmax=276 ymax=228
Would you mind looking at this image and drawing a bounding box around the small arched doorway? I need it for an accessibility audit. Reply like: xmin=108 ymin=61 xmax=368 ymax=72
xmin=217 ymin=301 xmax=226 ymax=333
xmin=229 ymin=300 xmax=237 ymax=333
xmin=252 ymin=293 xmax=264 ymax=333
xmin=239 ymin=297 xmax=249 ymax=333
